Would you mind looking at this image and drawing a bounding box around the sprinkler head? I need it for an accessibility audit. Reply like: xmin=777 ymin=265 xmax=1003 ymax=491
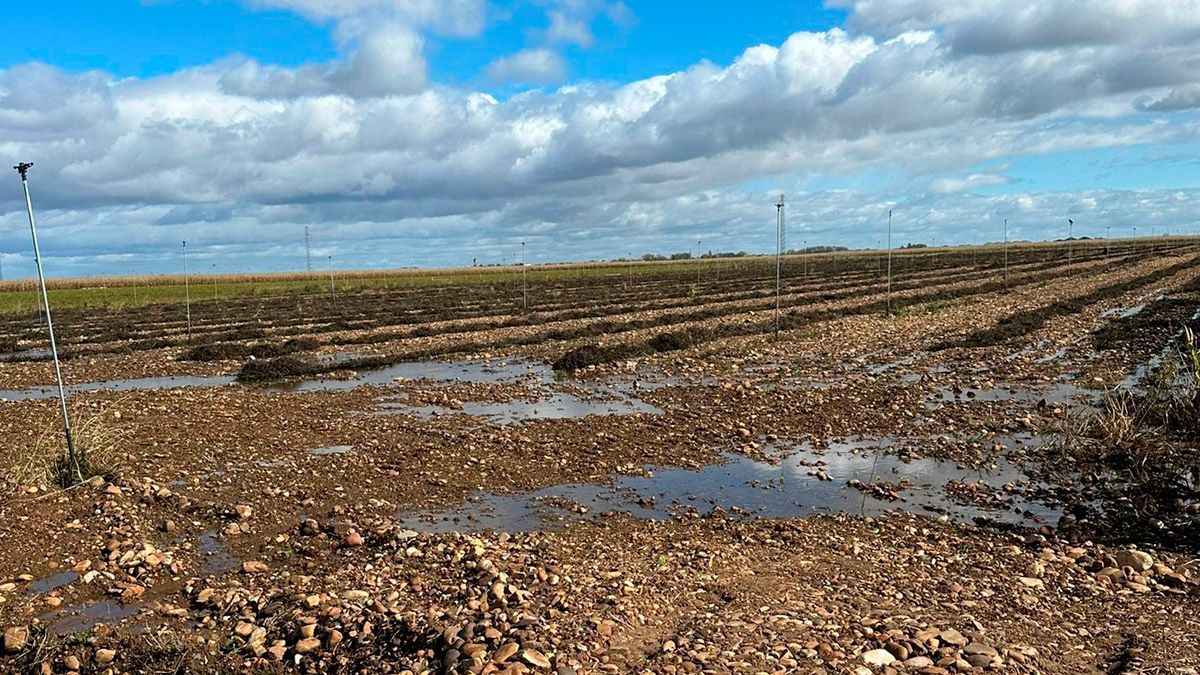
xmin=13 ymin=162 xmax=33 ymax=179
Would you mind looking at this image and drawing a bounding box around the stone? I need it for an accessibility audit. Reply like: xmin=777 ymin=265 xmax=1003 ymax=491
xmin=235 ymin=505 xmax=253 ymax=520
xmin=938 ymin=629 xmax=967 ymax=647
xmin=902 ymin=656 xmax=934 ymax=668
xmin=1114 ymin=550 xmax=1153 ymax=572
xmin=295 ymin=637 xmax=321 ymax=655
xmin=344 ymin=531 xmax=364 ymax=547
xmin=64 ymin=655 xmax=81 ymax=670
xmin=522 ymin=648 xmax=552 ymax=669
xmin=860 ymin=649 xmax=896 ymax=666
xmin=3 ymin=626 xmax=28 ymax=654
xmin=241 ymin=561 xmax=269 ymax=574
xmin=95 ymin=649 xmax=116 ymax=664
xmin=494 ymin=643 xmax=520 ymax=663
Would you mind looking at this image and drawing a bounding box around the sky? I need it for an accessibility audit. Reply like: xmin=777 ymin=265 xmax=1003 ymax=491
xmin=0 ymin=0 xmax=1198 ymax=278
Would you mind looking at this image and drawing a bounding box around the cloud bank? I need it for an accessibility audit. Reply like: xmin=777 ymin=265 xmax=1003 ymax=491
xmin=0 ymin=0 xmax=1198 ymax=276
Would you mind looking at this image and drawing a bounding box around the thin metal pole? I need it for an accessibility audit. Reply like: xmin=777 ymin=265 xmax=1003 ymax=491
xmin=328 ymin=256 xmax=334 ymax=293
xmin=1068 ymin=219 xmax=1073 ymax=266
xmin=521 ymin=241 xmax=527 ymax=311
xmin=182 ymin=241 xmax=192 ymax=339
xmin=1003 ymin=219 xmax=1009 ymax=289
xmin=886 ymin=210 xmax=892 ymax=316
xmin=775 ymin=195 xmax=784 ymax=337
xmin=1106 ymin=225 xmax=1111 ymax=259
xmin=211 ymin=264 xmax=217 ymax=300
xmin=697 ymin=240 xmax=701 ymax=284
xmin=15 ymin=162 xmax=79 ymax=483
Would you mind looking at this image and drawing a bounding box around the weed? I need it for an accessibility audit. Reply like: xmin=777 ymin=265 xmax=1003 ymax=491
xmin=2 ymin=403 xmax=126 ymax=492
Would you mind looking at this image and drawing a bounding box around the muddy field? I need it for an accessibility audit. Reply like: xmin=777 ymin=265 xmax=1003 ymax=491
xmin=1 ymin=241 xmax=1199 ymax=675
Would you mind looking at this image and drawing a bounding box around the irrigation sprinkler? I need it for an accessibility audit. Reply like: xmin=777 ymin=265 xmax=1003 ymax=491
xmin=14 ymin=162 xmax=80 ymax=483
xmin=803 ymin=240 xmax=808 ymax=279
xmin=211 ymin=264 xmax=217 ymax=300
xmin=1068 ymin=219 xmax=1074 ymax=266
xmin=521 ymin=241 xmax=528 ymax=311
xmin=1106 ymin=225 xmax=1111 ymax=259
xmin=774 ymin=195 xmax=784 ymax=338
xmin=182 ymin=240 xmax=192 ymax=339
xmin=0 ymin=252 xmax=4 ymax=281
xmin=1003 ymin=219 xmax=1009 ymax=289
xmin=886 ymin=210 xmax=893 ymax=316
xmin=328 ymin=256 xmax=334 ymax=293
xmin=697 ymin=240 xmax=702 ymax=284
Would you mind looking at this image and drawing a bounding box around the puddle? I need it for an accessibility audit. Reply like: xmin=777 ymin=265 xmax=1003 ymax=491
xmin=262 ymin=359 xmax=539 ymax=394
xmin=0 ymin=348 xmax=51 ymax=363
xmin=198 ymin=531 xmax=239 ymax=576
xmin=26 ymin=571 xmax=79 ymax=594
xmin=397 ymin=437 xmax=1059 ymax=534
xmin=0 ymin=374 xmax=236 ymax=402
xmin=924 ymin=380 xmax=1098 ymax=410
xmin=41 ymin=600 xmax=140 ymax=636
xmin=309 ymin=445 xmax=353 ymax=456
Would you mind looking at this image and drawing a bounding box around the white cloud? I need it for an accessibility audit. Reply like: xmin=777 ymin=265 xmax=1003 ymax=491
xmin=244 ymin=0 xmax=487 ymax=37
xmin=219 ymin=22 xmax=427 ymax=98
xmin=485 ymin=48 xmax=567 ymax=84
xmin=546 ymin=11 xmax=594 ymax=47
xmin=1 ymin=0 xmax=1199 ymax=276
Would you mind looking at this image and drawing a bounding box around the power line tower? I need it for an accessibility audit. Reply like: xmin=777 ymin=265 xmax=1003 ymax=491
xmin=304 ymin=226 xmax=313 ymax=273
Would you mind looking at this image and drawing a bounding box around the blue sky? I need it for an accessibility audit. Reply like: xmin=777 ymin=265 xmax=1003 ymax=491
xmin=0 ymin=0 xmax=1198 ymax=277
xmin=0 ymin=1 xmax=846 ymax=83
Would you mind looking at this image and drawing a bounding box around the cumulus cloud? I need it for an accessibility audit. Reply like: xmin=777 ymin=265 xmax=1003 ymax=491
xmin=485 ymin=48 xmax=567 ymax=84
xmin=834 ymin=0 xmax=1200 ymax=54
xmin=1 ymin=0 xmax=1198 ymax=276
xmin=220 ymin=22 xmax=427 ymax=98
xmin=243 ymin=0 xmax=487 ymax=37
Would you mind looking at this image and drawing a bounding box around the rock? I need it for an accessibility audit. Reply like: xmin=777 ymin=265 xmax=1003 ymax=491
xmin=522 ymin=648 xmax=552 ymax=669
xmin=344 ymin=531 xmax=364 ymax=547
xmin=3 ymin=626 xmax=28 ymax=653
xmin=860 ymin=649 xmax=896 ymax=666
xmin=234 ymin=505 xmax=253 ymax=520
xmin=902 ymin=656 xmax=934 ymax=668
xmin=964 ymin=643 xmax=998 ymax=657
xmin=64 ymin=655 xmax=81 ymax=670
xmin=1114 ymin=550 xmax=1153 ymax=572
xmin=494 ymin=642 xmax=520 ymax=663
xmin=938 ymin=629 xmax=967 ymax=647
xmin=241 ymin=561 xmax=269 ymax=574
xmin=1017 ymin=576 xmax=1044 ymax=589
xmin=95 ymin=649 xmax=116 ymax=664
xmin=295 ymin=637 xmax=321 ymax=655
xmin=966 ymin=653 xmax=993 ymax=668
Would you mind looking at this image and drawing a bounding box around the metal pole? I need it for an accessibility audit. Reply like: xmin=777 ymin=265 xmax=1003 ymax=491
xmin=1068 ymin=219 xmax=1073 ymax=266
xmin=328 ymin=256 xmax=334 ymax=293
xmin=775 ymin=195 xmax=784 ymax=337
xmin=211 ymin=264 xmax=217 ymax=300
xmin=521 ymin=241 xmax=527 ymax=311
xmin=15 ymin=162 xmax=79 ymax=483
xmin=182 ymin=241 xmax=192 ymax=339
xmin=1003 ymin=219 xmax=1009 ymax=289
xmin=697 ymin=240 xmax=701 ymax=284
xmin=886 ymin=210 xmax=892 ymax=316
